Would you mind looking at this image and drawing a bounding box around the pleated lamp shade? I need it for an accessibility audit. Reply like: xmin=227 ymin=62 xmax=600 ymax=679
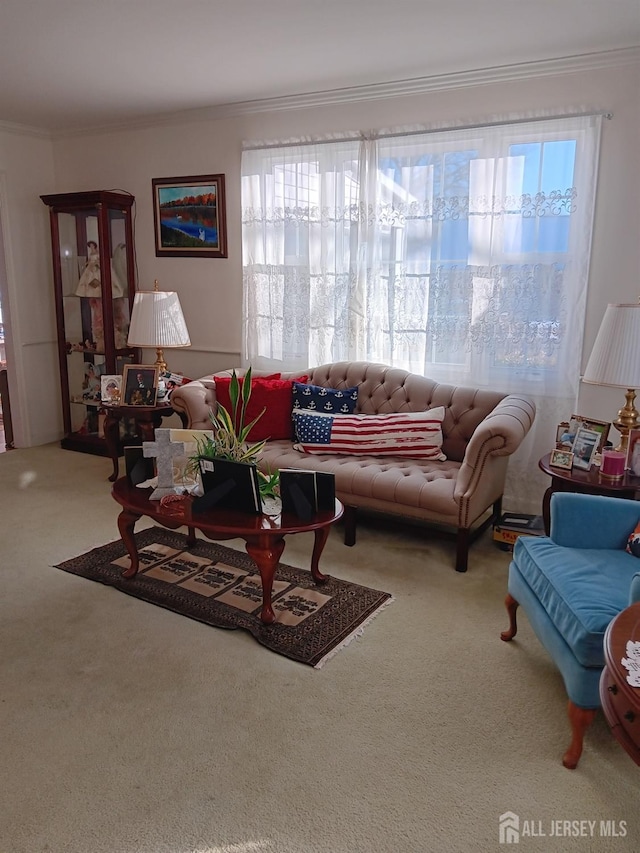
xmin=583 ymin=302 xmax=640 ymax=455
xmin=582 ymin=303 xmax=640 ymax=388
xmin=127 ymin=283 xmax=190 ymax=373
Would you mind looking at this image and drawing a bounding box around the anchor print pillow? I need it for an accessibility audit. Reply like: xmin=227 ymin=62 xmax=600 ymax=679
xmin=292 ymin=381 xmax=359 ymax=419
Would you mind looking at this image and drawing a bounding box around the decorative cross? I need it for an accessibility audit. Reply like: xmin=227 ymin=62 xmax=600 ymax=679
xmin=143 ymin=428 xmax=186 ymax=500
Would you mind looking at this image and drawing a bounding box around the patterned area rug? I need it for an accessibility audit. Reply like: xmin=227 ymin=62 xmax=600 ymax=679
xmin=54 ymin=528 xmax=393 ymax=668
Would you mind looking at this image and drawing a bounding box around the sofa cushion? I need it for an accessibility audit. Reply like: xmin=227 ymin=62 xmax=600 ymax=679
xmin=514 ymin=535 xmax=639 ymax=667
xmin=292 ymin=381 xmax=358 ymax=415
xmin=214 ymin=375 xmax=307 ymax=441
xmin=292 ymin=408 xmax=446 ymax=459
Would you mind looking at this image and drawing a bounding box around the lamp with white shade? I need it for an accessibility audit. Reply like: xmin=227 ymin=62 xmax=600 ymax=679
xmin=127 ymin=280 xmax=191 ymax=375
xmin=582 ymin=301 xmax=640 ymax=456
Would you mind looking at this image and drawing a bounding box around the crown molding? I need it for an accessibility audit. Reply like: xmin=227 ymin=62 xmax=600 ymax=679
xmin=43 ymin=45 xmax=640 ymax=140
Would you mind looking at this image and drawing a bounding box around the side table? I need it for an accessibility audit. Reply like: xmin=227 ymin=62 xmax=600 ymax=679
xmin=600 ymin=602 xmax=640 ymax=766
xmin=538 ymin=453 xmax=640 ymax=534
xmin=102 ymin=402 xmax=187 ymax=482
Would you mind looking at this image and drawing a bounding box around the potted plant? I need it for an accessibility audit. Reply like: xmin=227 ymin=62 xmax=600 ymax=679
xmin=189 ymin=367 xmax=280 ymax=506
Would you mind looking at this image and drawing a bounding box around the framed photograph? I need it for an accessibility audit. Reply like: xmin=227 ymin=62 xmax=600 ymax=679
xmin=100 ymin=374 xmax=122 ymax=403
xmin=577 ymin=417 xmax=610 ymax=453
xmin=152 ymin=174 xmax=227 ymax=258
xmin=556 ymin=421 xmax=571 ymax=448
xmin=571 ymin=426 xmax=601 ymax=471
xmin=627 ymin=428 xmax=640 ymax=476
xmin=122 ymin=364 xmax=159 ymax=406
xmin=549 ymin=448 xmax=574 ymax=470
xmin=566 ymin=414 xmax=610 ymax=453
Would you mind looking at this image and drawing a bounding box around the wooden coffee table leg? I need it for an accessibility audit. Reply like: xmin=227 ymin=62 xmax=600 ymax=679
xmin=245 ymin=538 xmax=286 ymax=625
xmin=310 ymin=526 xmax=331 ymax=583
xmin=117 ymin=508 xmax=142 ymax=578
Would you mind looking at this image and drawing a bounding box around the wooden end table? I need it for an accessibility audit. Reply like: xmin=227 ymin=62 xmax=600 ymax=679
xmin=599 ymin=602 xmax=640 ymax=766
xmin=538 ymin=453 xmax=640 ymax=534
xmin=111 ymin=477 xmax=344 ymax=625
xmin=102 ymin=402 xmax=187 ymax=482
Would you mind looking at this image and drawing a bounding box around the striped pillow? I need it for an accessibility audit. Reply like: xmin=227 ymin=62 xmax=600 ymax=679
xmin=292 ymin=408 xmax=446 ymax=459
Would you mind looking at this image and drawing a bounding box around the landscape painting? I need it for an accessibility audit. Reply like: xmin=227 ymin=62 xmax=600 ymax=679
xmin=152 ymin=174 xmax=227 ymax=258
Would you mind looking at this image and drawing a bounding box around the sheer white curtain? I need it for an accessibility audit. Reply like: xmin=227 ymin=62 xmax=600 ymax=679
xmin=242 ymin=115 xmax=603 ymax=512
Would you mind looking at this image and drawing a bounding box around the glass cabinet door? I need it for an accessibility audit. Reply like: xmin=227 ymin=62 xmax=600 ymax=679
xmin=41 ymin=191 xmax=137 ymax=454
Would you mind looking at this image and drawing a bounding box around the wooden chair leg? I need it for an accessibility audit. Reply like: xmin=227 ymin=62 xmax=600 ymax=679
xmin=563 ymin=700 xmax=597 ymax=769
xmin=500 ymin=593 xmax=519 ymax=641
xmin=343 ymin=504 xmax=357 ymax=546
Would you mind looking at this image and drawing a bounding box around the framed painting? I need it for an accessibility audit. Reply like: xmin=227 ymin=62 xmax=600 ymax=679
xmin=152 ymin=174 xmax=227 ymax=258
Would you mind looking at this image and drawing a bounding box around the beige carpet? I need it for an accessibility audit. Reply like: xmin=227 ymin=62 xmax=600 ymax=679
xmin=1 ymin=444 xmax=638 ymax=853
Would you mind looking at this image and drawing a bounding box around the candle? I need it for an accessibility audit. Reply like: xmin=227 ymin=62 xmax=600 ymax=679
xmin=600 ymin=449 xmax=626 ymax=478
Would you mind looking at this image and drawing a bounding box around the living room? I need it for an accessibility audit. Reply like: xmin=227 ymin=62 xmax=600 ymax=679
xmin=1 ymin=3 xmax=640 ymax=851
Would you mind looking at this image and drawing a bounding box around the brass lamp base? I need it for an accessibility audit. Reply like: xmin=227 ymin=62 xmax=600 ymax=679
xmin=613 ymin=388 xmax=639 ymax=455
xmin=154 ymin=347 xmax=168 ymax=374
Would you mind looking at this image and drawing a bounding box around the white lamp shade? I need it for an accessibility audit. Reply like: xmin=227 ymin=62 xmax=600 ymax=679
xmin=582 ymin=302 xmax=640 ymax=388
xmin=127 ymin=290 xmax=191 ymax=348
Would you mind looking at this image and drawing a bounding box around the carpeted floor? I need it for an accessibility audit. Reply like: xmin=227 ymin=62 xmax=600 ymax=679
xmin=54 ymin=528 xmax=393 ymax=667
xmin=1 ymin=444 xmax=639 ymax=853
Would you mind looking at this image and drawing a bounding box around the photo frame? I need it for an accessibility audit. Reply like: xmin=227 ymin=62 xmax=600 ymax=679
xmin=100 ymin=374 xmax=122 ymax=403
xmin=152 ymin=174 xmax=227 ymax=258
xmin=556 ymin=421 xmax=571 ymax=448
xmin=549 ymin=448 xmax=574 ymax=470
xmin=627 ymin=428 xmax=640 ymax=476
xmin=567 ymin=414 xmax=611 ymax=453
xmin=122 ymin=364 xmax=159 ymax=406
xmin=571 ymin=426 xmax=601 ymax=471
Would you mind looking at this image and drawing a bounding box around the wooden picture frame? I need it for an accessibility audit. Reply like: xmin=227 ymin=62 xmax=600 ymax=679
xmin=549 ymin=448 xmax=574 ymax=470
xmin=152 ymin=174 xmax=227 ymax=258
xmin=571 ymin=426 xmax=601 ymax=471
xmin=122 ymin=364 xmax=159 ymax=406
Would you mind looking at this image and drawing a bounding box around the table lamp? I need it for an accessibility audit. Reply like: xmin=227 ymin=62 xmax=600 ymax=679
xmin=582 ymin=301 xmax=640 ymax=456
xmin=127 ymin=280 xmax=191 ymax=374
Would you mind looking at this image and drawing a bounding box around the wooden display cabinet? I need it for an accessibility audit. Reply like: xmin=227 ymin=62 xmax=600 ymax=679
xmin=41 ymin=190 xmax=139 ymax=456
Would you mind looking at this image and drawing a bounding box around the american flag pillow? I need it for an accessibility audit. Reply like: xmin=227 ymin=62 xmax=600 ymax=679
xmin=292 ymin=407 xmax=446 ymax=459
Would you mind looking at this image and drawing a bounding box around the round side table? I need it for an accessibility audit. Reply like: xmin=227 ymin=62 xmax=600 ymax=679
xmin=102 ymin=402 xmax=187 ymax=482
xmin=599 ymin=602 xmax=640 ymax=766
xmin=538 ymin=453 xmax=640 ymax=534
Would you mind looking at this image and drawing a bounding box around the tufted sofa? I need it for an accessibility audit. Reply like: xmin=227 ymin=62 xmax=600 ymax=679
xmin=171 ymin=362 xmax=535 ymax=572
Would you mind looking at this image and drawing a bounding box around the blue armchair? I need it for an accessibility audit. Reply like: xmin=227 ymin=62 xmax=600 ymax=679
xmin=501 ymin=492 xmax=640 ymax=768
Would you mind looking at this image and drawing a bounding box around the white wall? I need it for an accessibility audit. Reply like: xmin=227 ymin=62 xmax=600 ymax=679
xmin=0 ymin=128 xmax=59 ymax=447
xmin=4 ymin=56 xmax=640 ymax=449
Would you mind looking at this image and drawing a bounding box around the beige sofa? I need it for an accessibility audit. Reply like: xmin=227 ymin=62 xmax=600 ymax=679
xmin=171 ymin=362 xmax=535 ymax=572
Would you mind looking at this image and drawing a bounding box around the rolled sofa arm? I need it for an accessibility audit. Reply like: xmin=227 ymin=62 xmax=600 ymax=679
xmin=454 ymin=394 xmax=536 ymax=518
xmin=170 ymin=380 xmax=217 ymax=431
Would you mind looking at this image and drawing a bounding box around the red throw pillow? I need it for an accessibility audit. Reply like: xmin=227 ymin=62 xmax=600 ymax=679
xmin=214 ymin=374 xmax=307 ymax=441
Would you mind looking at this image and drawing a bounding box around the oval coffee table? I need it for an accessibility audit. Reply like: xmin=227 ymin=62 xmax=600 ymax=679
xmin=111 ymin=477 xmax=344 ymax=625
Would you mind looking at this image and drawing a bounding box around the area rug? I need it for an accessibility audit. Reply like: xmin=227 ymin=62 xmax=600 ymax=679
xmin=54 ymin=528 xmax=393 ymax=668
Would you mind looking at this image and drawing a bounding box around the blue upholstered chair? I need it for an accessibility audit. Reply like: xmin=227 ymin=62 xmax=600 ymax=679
xmin=501 ymin=492 xmax=640 ymax=768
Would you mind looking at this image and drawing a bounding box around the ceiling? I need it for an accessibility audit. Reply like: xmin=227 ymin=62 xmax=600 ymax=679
xmin=2 ymin=0 xmax=640 ymax=134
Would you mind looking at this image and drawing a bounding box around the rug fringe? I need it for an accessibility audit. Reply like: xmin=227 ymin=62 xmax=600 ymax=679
xmin=314 ymin=596 xmax=395 ymax=669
